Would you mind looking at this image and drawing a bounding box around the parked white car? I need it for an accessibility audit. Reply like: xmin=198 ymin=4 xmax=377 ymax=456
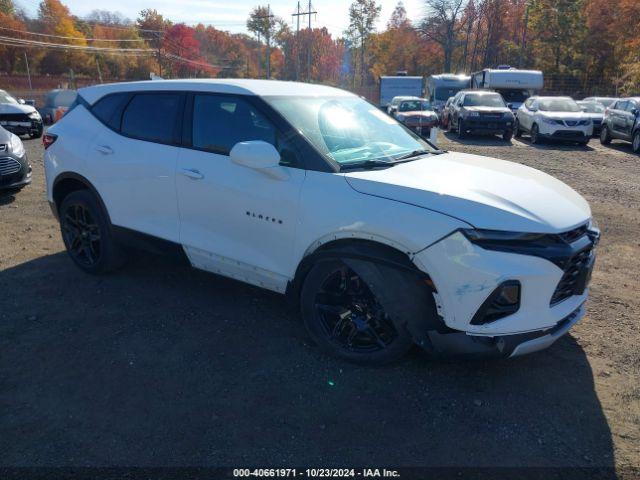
xmin=515 ymin=96 xmax=593 ymax=145
xmin=44 ymin=80 xmax=599 ymax=364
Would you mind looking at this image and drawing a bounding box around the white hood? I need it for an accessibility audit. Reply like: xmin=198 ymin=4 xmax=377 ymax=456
xmin=0 ymin=103 xmax=37 ymax=115
xmin=344 ymin=152 xmax=591 ymax=233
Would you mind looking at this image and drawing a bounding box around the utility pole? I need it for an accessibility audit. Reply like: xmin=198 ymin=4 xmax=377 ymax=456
xmin=96 ymin=56 xmax=103 ymax=83
xmin=519 ymin=0 xmax=530 ymax=68
xmin=256 ymin=5 xmax=274 ymax=79
xmin=24 ymin=52 xmax=32 ymax=90
xmin=293 ymin=0 xmax=316 ymax=82
xmin=292 ymin=1 xmax=302 ymax=81
xmin=155 ymin=31 xmax=163 ymax=77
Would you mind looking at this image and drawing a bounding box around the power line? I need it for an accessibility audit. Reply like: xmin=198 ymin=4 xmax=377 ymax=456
xmin=0 ymin=25 xmax=147 ymax=43
xmin=0 ymin=34 xmax=152 ymax=52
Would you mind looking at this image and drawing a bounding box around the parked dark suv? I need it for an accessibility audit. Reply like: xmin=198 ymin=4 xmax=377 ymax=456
xmin=600 ymin=97 xmax=640 ymax=153
xmin=447 ymin=90 xmax=515 ymax=141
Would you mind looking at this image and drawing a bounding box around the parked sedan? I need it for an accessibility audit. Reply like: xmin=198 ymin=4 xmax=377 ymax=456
xmin=515 ymin=97 xmax=593 ymax=145
xmin=438 ymin=96 xmax=454 ymax=130
xmin=387 ymin=95 xmax=421 ymax=116
xmin=0 ymin=126 xmax=31 ymax=192
xmin=582 ymin=96 xmax=617 ymax=108
xmin=0 ymin=89 xmax=44 ymax=138
xmin=600 ymin=97 xmax=640 ymax=153
xmin=448 ymin=90 xmax=515 ymax=141
xmin=577 ymin=101 xmax=605 ymax=135
xmin=393 ymin=98 xmax=439 ymax=137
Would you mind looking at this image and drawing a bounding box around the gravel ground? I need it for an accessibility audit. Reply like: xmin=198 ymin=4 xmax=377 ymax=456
xmin=0 ymin=131 xmax=638 ymax=476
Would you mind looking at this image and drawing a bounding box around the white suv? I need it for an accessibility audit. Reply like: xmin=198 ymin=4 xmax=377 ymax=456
xmin=515 ymin=96 xmax=593 ymax=145
xmin=44 ymin=80 xmax=599 ymax=364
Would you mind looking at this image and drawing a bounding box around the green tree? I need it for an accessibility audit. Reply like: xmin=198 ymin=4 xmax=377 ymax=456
xmin=346 ymin=0 xmax=381 ymax=86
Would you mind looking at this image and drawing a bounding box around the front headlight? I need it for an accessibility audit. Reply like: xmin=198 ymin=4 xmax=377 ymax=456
xmin=28 ymin=111 xmax=41 ymax=120
xmin=542 ymin=117 xmax=558 ymax=125
xmin=9 ymin=132 xmax=25 ymax=157
xmin=461 ymin=229 xmax=546 ymax=244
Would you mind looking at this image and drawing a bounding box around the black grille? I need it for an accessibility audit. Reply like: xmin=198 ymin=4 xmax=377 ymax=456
xmin=552 ymin=130 xmax=584 ymax=139
xmin=0 ymin=113 xmax=31 ymax=122
xmin=550 ymin=237 xmax=594 ymax=306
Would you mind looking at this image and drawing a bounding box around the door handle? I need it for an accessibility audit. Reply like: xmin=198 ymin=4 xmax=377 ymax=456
xmin=181 ymin=168 xmax=204 ymax=180
xmin=96 ymin=145 xmax=114 ymax=155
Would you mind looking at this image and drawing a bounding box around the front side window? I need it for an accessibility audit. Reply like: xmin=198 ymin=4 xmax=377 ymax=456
xmin=264 ymin=95 xmax=436 ymax=167
xmin=191 ymin=95 xmax=277 ymax=155
xmin=625 ymin=100 xmax=638 ymax=112
xmin=463 ymin=94 xmax=506 ymax=108
xmin=121 ymin=93 xmax=182 ymax=144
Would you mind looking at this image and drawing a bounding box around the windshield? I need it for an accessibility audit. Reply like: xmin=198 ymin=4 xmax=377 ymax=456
xmin=577 ymin=102 xmax=605 ymax=113
xmin=265 ymin=96 xmax=436 ymax=167
xmin=463 ymin=94 xmax=506 ymax=108
xmin=0 ymin=90 xmax=18 ymax=105
xmin=399 ymin=100 xmax=431 ymax=112
xmin=497 ymin=90 xmax=529 ymax=103
xmin=539 ymin=98 xmax=582 ymax=112
xmin=435 ymin=86 xmax=465 ymax=101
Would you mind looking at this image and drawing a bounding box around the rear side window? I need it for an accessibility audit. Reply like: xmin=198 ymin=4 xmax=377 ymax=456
xmin=191 ymin=94 xmax=277 ymax=155
xmin=121 ymin=93 xmax=182 ymax=144
xmin=92 ymin=93 xmax=130 ymax=131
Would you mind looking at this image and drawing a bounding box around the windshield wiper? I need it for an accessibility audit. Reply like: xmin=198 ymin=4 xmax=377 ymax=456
xmin=340 ymin=159 xmax=398 ymax=171
xmin=395 ymin=149 xmax=432 ymax=161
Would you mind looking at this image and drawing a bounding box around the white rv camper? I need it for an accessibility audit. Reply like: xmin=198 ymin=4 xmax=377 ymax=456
xmin=471 ymin=67 xmax=544 ymax=111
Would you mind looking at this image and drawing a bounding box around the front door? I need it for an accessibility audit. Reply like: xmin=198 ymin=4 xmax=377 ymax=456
xmin=176 ymin=93 xmax=306 ymax=293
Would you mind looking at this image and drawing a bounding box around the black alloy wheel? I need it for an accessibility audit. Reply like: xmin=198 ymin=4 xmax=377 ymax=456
xmin=61 ymin=203 xmax=102 ymax=267
xmin=301 ymin=261 xmax=413 ymax=364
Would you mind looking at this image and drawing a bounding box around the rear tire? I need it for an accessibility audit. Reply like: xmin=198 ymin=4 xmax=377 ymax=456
xmin=59 ymin=190 xmax=126 ymax=274
xmin=632 ymin=130 xmax=640 ymax=154
xmin=600 ymin=125 xmax=612 ymax=145
xmin=503 ymin=130 xmax=513 ymax=141
xmin=300 ymin=260 xmax=413 ymax=365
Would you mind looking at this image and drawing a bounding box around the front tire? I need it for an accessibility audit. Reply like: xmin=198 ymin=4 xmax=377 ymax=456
xmin=514 ymin=119 xmax=522 ymax=138
xmin=530 ymin=123 xmax=540 ymax=144
xmin=59 ymin=190 xmax=125 ymax=274
xmin=600 ymin=125 xmax=612 ymax=145
xmin=632 ymin=130 xmax=640 ymax=153
xmin=300 ymin=260 xmax=413 ymax=365
xmin=503 ymin=130 xmax=513 ymax=141
xmin=457 ymin=119 xmax=466 ymax=139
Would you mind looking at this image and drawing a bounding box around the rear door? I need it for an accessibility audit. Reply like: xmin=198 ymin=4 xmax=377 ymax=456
xmin=176 ymin=93 xmax=306 ymax=292
xmin=611 ymin=101 xmax=628 ymax=136
xmin=88 ymin=91 xmax=183 ymax=242
xmin=623 ymin=100 xmax=639 ymax=139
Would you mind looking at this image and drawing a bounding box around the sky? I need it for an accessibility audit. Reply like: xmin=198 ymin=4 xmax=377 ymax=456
xmin=16 ymin=0 xmax=425 ymax=38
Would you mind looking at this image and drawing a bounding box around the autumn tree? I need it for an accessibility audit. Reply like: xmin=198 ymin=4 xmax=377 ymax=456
xmin=37 ymin=0 xmax=89 ymax=76
xmin=420 ymin=0 xmax=468 ymax=73
xmin=345 ymin=0 xmax=381 ymax=86
xmin=162 ymin=24 xmax=207 ymax=78
xmin=0 ymin=0 xmax=28 ymax=74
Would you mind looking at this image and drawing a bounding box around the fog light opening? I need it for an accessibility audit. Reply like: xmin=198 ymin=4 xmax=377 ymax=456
xmin=470 ymin=280 xmax=521 ymax=326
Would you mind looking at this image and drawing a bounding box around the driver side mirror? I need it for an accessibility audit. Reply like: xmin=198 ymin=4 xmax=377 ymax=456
xmin=230 ymin=140 xmax=288 ymax=180
xmin=18 ymin=98 xmax=26 ymax=105
xmin=632 ymin=108 xmax=639 ymax=117
xmin=507 ymin=103 xmax=513 ymax=109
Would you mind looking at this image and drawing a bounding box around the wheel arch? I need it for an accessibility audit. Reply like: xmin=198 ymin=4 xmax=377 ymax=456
xmin=287 ymin=237 xmax=444 ymax=350
xmin=52 ymin=172 xmax=110 ymax=223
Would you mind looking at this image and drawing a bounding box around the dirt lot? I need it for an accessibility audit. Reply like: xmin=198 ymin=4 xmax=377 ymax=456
xmin=0 ymin=131 xmax=638 ymax=476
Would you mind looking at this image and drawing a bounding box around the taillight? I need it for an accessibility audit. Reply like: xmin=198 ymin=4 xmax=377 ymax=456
xmin=43 ymin=133 xmax=58 ymax=149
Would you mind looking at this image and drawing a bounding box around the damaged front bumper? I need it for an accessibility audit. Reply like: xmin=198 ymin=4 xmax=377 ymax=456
xmin=410 ymin=230 xmax=592 ymax=358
